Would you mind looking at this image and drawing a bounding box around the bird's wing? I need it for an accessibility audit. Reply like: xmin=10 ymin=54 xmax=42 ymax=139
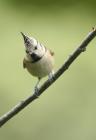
xmin=49 ymin=49 xmax=54 ymax=56
xmin=23 ymin=58 xmax=26 ymax=68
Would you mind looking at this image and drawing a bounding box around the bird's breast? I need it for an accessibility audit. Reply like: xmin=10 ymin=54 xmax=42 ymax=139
xmin=25 ymin=50 xmax=54 ymax=78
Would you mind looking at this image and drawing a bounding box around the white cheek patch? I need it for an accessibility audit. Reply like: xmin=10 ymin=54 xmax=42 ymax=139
xmin=37 ymin=43 xmax=45 ymax=51
xmin=30 ymin=37 xmax=38 ymax=47
xmin=41 ymin=44 xmax=46 ymax=53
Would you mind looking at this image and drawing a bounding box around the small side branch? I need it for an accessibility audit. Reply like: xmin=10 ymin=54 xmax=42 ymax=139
xmin=0 ymin=28 xmax=96 ymax=127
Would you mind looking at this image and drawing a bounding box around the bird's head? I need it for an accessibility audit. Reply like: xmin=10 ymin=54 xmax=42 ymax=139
xmin=21 ymin=32 xmax=46 ymax=62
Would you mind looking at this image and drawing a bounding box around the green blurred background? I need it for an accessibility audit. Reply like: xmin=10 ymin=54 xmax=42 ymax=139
xmin=0 ymin=0 xmax=96 ymax=139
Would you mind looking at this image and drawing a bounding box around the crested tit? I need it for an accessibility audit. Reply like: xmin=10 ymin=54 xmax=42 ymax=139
xmin=21 ymin=32 xmax=54 ymax=94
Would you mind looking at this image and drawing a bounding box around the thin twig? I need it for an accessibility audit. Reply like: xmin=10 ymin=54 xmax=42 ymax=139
xmin=0 ymin=28 xmax=96 ymax=127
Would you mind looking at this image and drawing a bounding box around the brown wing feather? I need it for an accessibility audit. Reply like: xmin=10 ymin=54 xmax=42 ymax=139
xmin=23 ymin=58 xmax=26 ymax=68
xmin=49 ymin=50 xmax=54 ymax=56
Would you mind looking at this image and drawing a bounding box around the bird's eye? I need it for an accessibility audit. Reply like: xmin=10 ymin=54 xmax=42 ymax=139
xmin=34 ymin=46 xmax=37 ymax=50
xmin=26 ymin=40 xmax=30 ymax=46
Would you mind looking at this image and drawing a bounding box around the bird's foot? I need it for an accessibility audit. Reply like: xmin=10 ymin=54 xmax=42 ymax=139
xmin=33 ymin=85 xmax=39 ymax=97
xmin=48 ymin=71 xmax=55 ymax=83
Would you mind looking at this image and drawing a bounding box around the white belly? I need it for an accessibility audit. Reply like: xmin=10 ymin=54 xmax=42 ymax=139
xmin=25 ymin=50 xmax=54 ymax=78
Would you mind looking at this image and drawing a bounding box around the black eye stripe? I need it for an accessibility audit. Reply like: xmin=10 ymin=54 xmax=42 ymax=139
xmin=34 ymin=46 xmax=37 ymax=50
xmin=26 ymin=41 xmax=30 ymax=45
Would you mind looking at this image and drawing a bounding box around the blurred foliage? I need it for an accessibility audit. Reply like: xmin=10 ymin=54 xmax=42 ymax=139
xmin=2 ymin=0 xmax=96 ymax=7
xmin=1 ymin=0 xmax=96 ymax=12
xmin=0 ymin=0 xmax=96 ymax=140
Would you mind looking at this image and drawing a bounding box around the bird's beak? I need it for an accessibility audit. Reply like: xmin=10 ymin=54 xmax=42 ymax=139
xmin=21 ymin=32 xmax=37 ymax=48
xmin=21 ymin=32 xmax=28 ymax=42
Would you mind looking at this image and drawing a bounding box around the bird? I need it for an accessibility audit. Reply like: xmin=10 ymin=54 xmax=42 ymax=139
xmin=21 ymin=32 xmax=54 ymax=95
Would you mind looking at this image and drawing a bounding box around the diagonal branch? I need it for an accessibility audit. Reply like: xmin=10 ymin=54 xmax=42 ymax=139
xmin=0 ymin=28 xmax=96 ymax=127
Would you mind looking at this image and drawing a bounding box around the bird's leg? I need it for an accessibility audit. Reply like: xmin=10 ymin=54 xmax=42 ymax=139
xmin=34 ymin=77 xmax=41 ymax=97
xmin=48 ymin=70 xmax=55 ymax=82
